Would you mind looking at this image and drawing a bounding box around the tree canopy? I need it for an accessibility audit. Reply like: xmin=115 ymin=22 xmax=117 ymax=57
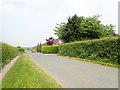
xmin=54 ymin=14 xmax=116 ymax=43
xmin=46 ymin=37 xmax=54 ymax=45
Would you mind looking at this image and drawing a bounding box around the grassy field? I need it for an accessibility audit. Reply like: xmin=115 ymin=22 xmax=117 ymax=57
xmin=2 ymin=54 xmax=62 ymax=88
xmin=58 ymin=55 xmax=120 ymax=69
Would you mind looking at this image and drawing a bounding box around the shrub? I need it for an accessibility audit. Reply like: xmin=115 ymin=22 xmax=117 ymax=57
xmin=59 ymin=37 xmax=120 ymax=65
xmin=41 ymin=45 xmax=59 ymax=53
xmin=37 ymin=42 xmax=42 ymax=52
xmin=2 ymin=43 xmax=19 ymax=66
xmin=18 ymin=48 xmax=25 ymax=54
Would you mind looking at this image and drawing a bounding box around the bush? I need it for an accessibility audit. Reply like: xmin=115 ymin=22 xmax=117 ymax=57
xmin=41 ymin=45 xmax=59 ymax=53
xmin=18 ymin=48 xmax=25 ymax=54
xmin=59 ymin=37 xmax=120 ymax=65
xmin=2 ymin=43 xmax=19 ymax=66
xmin=36 ymin=43 xmax=42 ymax=52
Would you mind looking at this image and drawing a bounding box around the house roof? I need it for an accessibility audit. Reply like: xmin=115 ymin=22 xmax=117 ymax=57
xmin=42 ymin=39 xmax=63 ymax=46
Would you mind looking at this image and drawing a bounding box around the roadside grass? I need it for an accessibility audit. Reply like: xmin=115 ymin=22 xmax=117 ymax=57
xmin=57 ymin=55 xmax=120 ymax=69
xmin=2 ymin=54 xmax=62 ymax=88
xmin=0 ymin=81 xmax=1 ymax=90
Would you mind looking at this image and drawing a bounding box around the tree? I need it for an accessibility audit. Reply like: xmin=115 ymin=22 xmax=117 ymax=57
xmin=54 ymin=14 xmax=116 ymax=43
xmin=36 ymin=42 xmax=42 ymax=52
xmin=17 ymin=46 xmax=21 ymax=48
xmin=101 ymin=24 xmax=116 ymax=36
xmin=54 ymin=22 xmax=66 ymax=41
xmin=36 ymin=44 xmax=39 ymax=52
xmin=39 ymin=42 xmax=42 ymax=52
xmin=46 ymin=37 xmax=54 ymax=45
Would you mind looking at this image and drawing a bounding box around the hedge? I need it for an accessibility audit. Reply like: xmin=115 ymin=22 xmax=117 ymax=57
xmin=41 ymin=45 xmax=59 ymax=53
xmin=0 ymin=43 xmax=2 ymax=68
xmin=59 ymin=37 xmax=120 ymax=65
xmin=2 ymin=43 xmax=20 ymax=66
xmin=18 ymin=48 xmax=25 ymax=54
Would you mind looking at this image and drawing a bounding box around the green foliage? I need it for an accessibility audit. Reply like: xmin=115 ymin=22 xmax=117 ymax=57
xmin=0 ymin=43 xmax=2 ymax=69
xmin=17 ymin=46 xmax=21 ymax=48
xmin=54 ymin=14 xmax=116 ymax=43
xmin=26 ymin=48 xmax=31 ymax=50
xmin=18 ymin=48 xmax=25 ymax=54
xmin=37 ymin=42 xmax=42 ymax=52
xmin=17 ymin=46 xmax=25 ymax=53
xmin=41 ymin=45 xmax=59 ymax=53
xmin=2 ymin=43 xmax=19 ymax=66
xmin=58 ymin=37 xmax=120 ymax=65
xmin=32 ymin=48 xmax=36 ymax=50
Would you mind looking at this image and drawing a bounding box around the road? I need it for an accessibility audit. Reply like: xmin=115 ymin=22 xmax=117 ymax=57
xmin=26 ymin=51 xmax=118 ymax=88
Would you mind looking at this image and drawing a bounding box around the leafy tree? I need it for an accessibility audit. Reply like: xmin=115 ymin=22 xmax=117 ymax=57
xmin=36 ymin=44 xmax=39 ymax=52
xmin=39 ymin=42 xmax=42 ymax=52
xmin=46 ymin=37 xmax=54 ymax=45
xmin=102 ymin=24 xmax=116 ymax=36
xmin=17 ymin=46 xmax=21 ymax=48
xmin=54 ymin=14 xmax=116 ymax=43
xmin=54 ymin=23 xmax=67 ymax=41
xmin=36 ymin=42 xmax=42 ymax=52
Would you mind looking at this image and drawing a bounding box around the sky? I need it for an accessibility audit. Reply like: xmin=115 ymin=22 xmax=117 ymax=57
xmin=0 ymin=0 xmax=119 ymax=47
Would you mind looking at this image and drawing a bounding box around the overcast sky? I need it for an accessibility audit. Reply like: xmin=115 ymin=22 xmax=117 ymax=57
xmin=1 ymin=0 xmax=119 ymax=47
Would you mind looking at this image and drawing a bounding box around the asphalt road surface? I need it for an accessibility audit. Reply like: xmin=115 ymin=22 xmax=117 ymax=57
xmin=26 ymin=51 xmax=118 ymax=88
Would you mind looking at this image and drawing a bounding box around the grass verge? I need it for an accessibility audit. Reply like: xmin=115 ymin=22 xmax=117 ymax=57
xmin=57 ymin=55 xmax=120 ymax=69
xmin=0 ymin=80 xmax=1 ymax=90
xmin=2 ymin=54 xmax=62 ymax=88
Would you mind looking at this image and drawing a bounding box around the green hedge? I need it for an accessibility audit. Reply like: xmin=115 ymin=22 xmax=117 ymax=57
xmin=41 ymin=45 xmax=59 ymax=53
xmin=59 ymin=37 xmax=120 ymax=65
xmin=0 ymin=43 xmax=2 ymax=68
xmin=18 ymin=48 xmax=25 ymax=54
xmin=2 ymin=43 xmax=20 ymax=66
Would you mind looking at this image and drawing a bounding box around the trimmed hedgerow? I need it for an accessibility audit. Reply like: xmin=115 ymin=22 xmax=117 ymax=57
xmin=41 ymin=45 xmax=59 ymax=53
xmin=0 ymin=43 xmax=2 ymax=68
xmin=59 ymin=37 xmax=120 ymax=65
xmin=2 ymin=43 xmax=20 ymax=66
